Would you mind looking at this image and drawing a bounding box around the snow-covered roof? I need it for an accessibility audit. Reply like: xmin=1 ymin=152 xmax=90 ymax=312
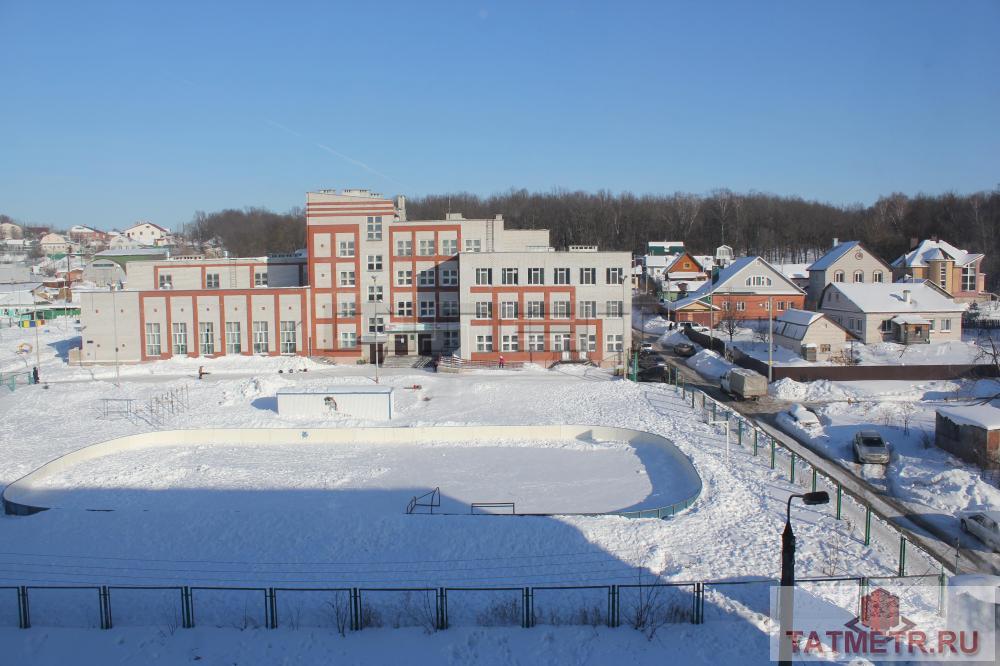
xmin=775 ymin=263 xmax=811 ymax=279
xmin=937 ymin=405 xmax=1000 ymax=430
xmin=891 ymin=314 xmax=931 ymax=325
xmin=808 ymin=241 xmax=862 ymax=271
xmin=95 ymin=248 xmax=167 ymax=257
xmin=643 ymin=255 xmax=671 ymax=268
xmin=826 ymin=282 xmax=965 ymax=314
xmin=668 ymin=293 xmax=721 ymax=311
xmin=893 ymin=239 xmax=983 ymax=269
xmin=662 ymin=279 xmax=708 ymax=293
xmin=276 ymin=386 xmax=394 ymax=395
xmin=688 ymin=256 xmax=804 ymax=297
xmin=776 ymin=308 xmax=823 ymax=327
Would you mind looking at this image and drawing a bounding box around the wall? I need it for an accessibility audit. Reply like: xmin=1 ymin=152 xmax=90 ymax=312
xmin=276 ymin=390 xmax=394 ymax=420
xmin=935 ymin=413 xmax=1000 ymax=466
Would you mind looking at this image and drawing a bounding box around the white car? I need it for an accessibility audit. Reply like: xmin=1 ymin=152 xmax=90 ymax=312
xmin=960 ymin=511 xmax=1000 ymax=552
xmin=852 ymin=431 xmax=890 ymax=465
xmin=682 ymin=323 xmax=710 ymax=333
xmin=639 ymin=342 xmax=655 ymax=354
xmin=777 ymin=404 xmax=822 ymax=435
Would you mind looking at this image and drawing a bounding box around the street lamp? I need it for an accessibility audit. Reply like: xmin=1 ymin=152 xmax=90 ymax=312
xmin=778 ymin=490 xmax=830 ymax=666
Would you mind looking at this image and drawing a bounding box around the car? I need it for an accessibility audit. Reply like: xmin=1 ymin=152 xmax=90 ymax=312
xmin=639 ymin=342 xmax=655 ymax=354
xmin=638 ymin=353 xmax=667 ymax=369
xmin=682 ymin=323 xmax=710 ymax=333
xmin=673 ymin=342 xmax=696 ymax=357
xmin=637 ymin=366 xmax=668 ymax=383
xmin=853 ymin=431 xmax=890 ymax=464
xmin=960 ymin=511 xmax=1000 ymax=552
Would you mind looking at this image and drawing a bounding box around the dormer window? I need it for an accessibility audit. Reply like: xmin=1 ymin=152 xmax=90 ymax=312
xmin=745 ymin=275 xmax=772 ymax=287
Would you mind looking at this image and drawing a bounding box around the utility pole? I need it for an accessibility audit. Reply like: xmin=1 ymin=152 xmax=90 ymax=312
xmin=768 ymin=296 xmax=774 ymax=382
xmin=111 ymin=285 xmax=120 ymax=386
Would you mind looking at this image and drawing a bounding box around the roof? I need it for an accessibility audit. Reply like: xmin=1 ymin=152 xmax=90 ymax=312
xmin=668 ymin=293 xmax=721 ymax=311
xmin=893 ymin=239 xmax=983 ymax=269
xmin=825 ymin=281 xmax=965 ymax=314
xmin=772 ymin=308 xmax=853 ymax=342
xmin=776 ymin=308 xmax=823 ymax=327
xmin=891 ymin=315 xmax=931 ymax=325
xmin=808 ymin=241 xmax=862 ymax=271
xmin=688 ymin=256 xmax=805 ymax=297
xmin=937 ymin=405 xmax=1000 ymax=430
xmin=276 ymin=386 xmax=394 ymax=395
xmin=125 ymin=221 xmax=170 ymax=233
xmin=95 ymin=248 xmax=167 ymax=258
xmin=0 ymin=282 xmax=42 ymax=293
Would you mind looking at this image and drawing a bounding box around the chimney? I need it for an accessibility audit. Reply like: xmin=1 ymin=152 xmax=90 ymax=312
xmin=903 ymin=289 xmax=911 ymax=304
xmin=910 ymin=237 xmax=919 ymax=250
xmin=395 ymin=195 xmax=407 ymax=220
xmin=930 ymin=235 xmax=938 ymax=243
xmin=711 ymin=266 xmax=720 ymax=284
xmin=832 ymin=237 xmax=839 ymax=248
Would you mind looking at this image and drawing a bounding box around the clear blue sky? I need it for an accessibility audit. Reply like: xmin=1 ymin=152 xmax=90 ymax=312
xmin=1 ymin=1 xmax=998 ymax=231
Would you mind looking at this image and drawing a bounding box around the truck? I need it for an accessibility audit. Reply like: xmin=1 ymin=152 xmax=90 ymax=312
xmin=719 ymin=368 xmax=767 ymax=401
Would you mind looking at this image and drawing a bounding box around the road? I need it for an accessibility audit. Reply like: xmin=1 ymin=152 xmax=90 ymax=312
xmin=632 ymin=302 xmax=1000 ymax=575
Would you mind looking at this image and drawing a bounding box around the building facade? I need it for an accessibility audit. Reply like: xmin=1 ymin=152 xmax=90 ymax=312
xmin=806 ymin=240 xmax=891 ymax=309
xmin=891 ymin=238 xmax=988 ymax=302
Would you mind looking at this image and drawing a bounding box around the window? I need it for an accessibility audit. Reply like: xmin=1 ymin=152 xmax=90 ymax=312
xmin=225 ymin=322 xmax=241 ymax=354
xmin=764 ymin=300 xmax=770 ymax=310
xmin=553 ymin=268 xmax=570 ymax=285
xmin=606 ymin=300 xmax=623 ymax=317
xmin=172 ymin=322 xmax=188 ymax=355
xmin=158 ymin=273 xmax=172 ymax=289
xmin=526 ymin=301 xmax=544 ymax=319
xmin=395 ymin=238 xmax=413 ymax=256
xmin=941 ymin=318 xmax=952 ymax=332
xmin=579 ymin=301 xmax=597 ymax=318
xmin=606 ymin=267 xmax=624 ymax=285
xmin=476 ymin=335 xmax=493 ymax=352
xmin=578 ymin=333 xmax=596 ymax=352
xmin=528 ymin=334 xmax=545 ymax=351
xmin=501 ymin=334 xmax=519 ymax=352
xmin=339 ymin=270 xmax=356 ymax=287
xmin=962 ymin=266 xmax=975 ymax=291
xmin=440 ymin=299 xmax=458 ymax=317
xmin=396 ymin=270 xmax=413 ymax=286
xmin=338 ymin=240 xmax=355 ymax=257
xmin=418 ymin=270 xmax=435 ymax=287
xmin=254 ymin=271 xmax=268 ymax=287
xmin=606 ymin=334 xmax=623 ymax=352
xmin=500 ymin=301 xmax=518 ymax=319
xmin=853 ymin=270 xmax=864 ymax=283
xmin=820 ymin=344 xmax=832 ymax=353
xmin=396 ymin=300 xmax=413 ymax=316
xmin=443 ymin=330 xmax=459 ymax=350
xmin=279 ymin=321 xmax=297 ymax=354
xmin=833 ymin=271 xmax=845 ymax=283
xmin=206 ymin=273 xmax=220 ymax=289
xmin=199 ymin=322 xmax=215 ymax=355
xmin=368 ymin=285 xmax=383 ymax=302
xmin=464 ymin=239 xmax=482 ymax=253
xmin=252 ymin=321 xmax=269 ymax=353
xmin=418 ymin=239 xmax=435 ymax=256
xmin=339 ymin=299 xmax=356 ymax=317
xmin=440 ymin=268 xmax=458 ymax=286
xmin=528 ymin=267 xmax=545 ymax=285
xmin=501 ymin=267 xmax=518 ymax=285
xmin=736 ymin=301 xmax=746 ymax=312
xmin=368 ymin=316 xmax=384 ymax=333
xmin=939 ymin=263 xmax=948 ymax=288
xmin=366 ymin=216 xmax=382 ymax=240
xmin=475 ymin=301 xmax=493 ymax=319
xmin=552 ymin=301 xmax=571 ymax=318
xmin=873 ymin=270 xmax=884 ymax=283
xmin=340 ymin=331 xmax=357 ymax=349
xmin=929 ymin=319 xmax=935 ymax=331
xmin=145 ymin=323 xmax=161 ymax=356
xmin=776 ymin=301 xmax=785 ymax=310
xmin=745 ymin=275 xmax=772 ymax=287
xmin=475 ymin=268 xmax=492 ymax=285
xmin=440 ymin=238 xmax=458 ymax=255
xmin=579 ymin=268 xmax=596 ymax=284
xmin=881 ymin=319 xmax=893 ymax=333
xmin=419 ymin=300 xmax=436 ymax=318
xmin=552 ymin=333 xmax=571 ymax=351
xmin=367 ymin=255 xmax=383 ymax=271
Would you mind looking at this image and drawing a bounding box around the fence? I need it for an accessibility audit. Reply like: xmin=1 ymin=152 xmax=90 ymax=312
xmin=682 ymin=328 xmax=999 ymax=382
xmin=1 ymin=574 xmax=945 ymax=633
xmin=436 ymin=357 xmax=525 ymax=372
xmin=0 ymin=370 xmax=36 ymax=392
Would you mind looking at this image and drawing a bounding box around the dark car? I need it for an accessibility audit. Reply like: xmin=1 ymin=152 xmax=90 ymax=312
xmin=673 ymin=342 xmax=696 ymax=357
xmin=638 ymin=354 xmax=667 ymax=369
xmin=637 ymin=366 xmax=668 ymax=382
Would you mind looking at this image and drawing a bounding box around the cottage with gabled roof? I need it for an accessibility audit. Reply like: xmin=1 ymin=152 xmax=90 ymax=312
xmin=892 ymin=238 xmax=987 ymax=302
xmin=772 ymin=308 xmax=855 ymax=362
xmin=806 ymin=240 xmax=892 ymax=309
xmin=124 ymin=221 xmax=171 ymax=247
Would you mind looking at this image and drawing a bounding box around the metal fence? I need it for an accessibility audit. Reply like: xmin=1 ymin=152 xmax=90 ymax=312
xmin=0 ymin=370 xmax=36 ymax=392
xmin=1 ymin=574 xmax=945 ymax=633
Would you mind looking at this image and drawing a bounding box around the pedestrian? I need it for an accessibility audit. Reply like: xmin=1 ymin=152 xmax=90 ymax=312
xmin=32 ymin=366 xmax=39 ymax=384
xmin=498 ymin=354 xmax=505 ymax=369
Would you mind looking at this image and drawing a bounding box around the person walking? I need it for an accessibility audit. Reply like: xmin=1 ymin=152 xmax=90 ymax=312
xmin=498 ymin=354 xmax=505 ymax=369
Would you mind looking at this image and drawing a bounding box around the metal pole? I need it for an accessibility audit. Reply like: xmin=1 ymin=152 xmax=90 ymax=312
xmin=111 ymin=286 xmax=120 ymax=386
xmin=768 ymin=296 xmax=773 ymax=383
xmin=864 ymin=505 xmax=872 ymax=546
xmin=779 ymin=497 xmax=797 ymax=666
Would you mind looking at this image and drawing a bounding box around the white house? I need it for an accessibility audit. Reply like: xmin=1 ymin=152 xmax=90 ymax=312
xmin=772 ymin=308 xmax=854 ymax=362
xmin=818 ymin=280 xmax=966 ymax=345
xmin=124 ymin=222 xmax=170 ymax=246
xmin=806 ymin=240 xmax=892 ymax=309
xmin=38 ymin=233 xmax=74 ymax=255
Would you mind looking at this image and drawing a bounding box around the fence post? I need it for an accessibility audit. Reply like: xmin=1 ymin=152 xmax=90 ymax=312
xmin=100 ymin=586 xmax=111 ymax=630
xmin=790 ymin=452 xmax=796 ymax=483
xmin=266 ymin=588 xmax=277 ymax=629
xmin=811 ymin=468 xmax=817 ymax=493
xmin=770 ymin=437 xmax=776 ymax=469
xmin=864 ymin=505 xmax=872 ymax=546
xmin=437 ymin=587 xmax=448 ymax=630
xmin=522 ymin=587 xmax=533 ymax=628
xmin=835 ymin=483 xmax=842 ymax=520
xmin=711 ymin=401 xmax=716 ymax=421
xmin=753 ymin=429 xmax=758 ymax=456
xmin=938 ymin=569 xmax=945 ymax=615
xmin=18 ymin=586 xmax=29 ymax=629
xmin=691 ymin=390 xmax=695 ymax=408
xmin=858 ymin=577 xmax=868 ymax=617
xmin=351 ymin=588 xmax=361 ymax=631
xmin=182 ymin=586 xmax=193 ymax=628
xmin=737 ymin=420 xmax=743 ymax=446
xmin=898 ymin=537 xmax=907 ymax=577
xmin=609 ymin=585 xmax=619 ymax=628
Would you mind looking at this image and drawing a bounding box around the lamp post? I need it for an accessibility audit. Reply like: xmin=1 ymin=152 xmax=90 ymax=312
xmin=370 ymin=272 xmax=382 ymax=384
xmin=778 ymin=491 xmax=830 ymax=666
xmin=768 ymin=296 xmax=774 ymax=383
xmin=110 ymin=284 xmax=120 ymax=386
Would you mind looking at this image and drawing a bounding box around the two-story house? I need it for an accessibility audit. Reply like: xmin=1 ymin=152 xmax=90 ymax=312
xmin=891 ymin=238 xmax=988 ymax=303
xmin=806 ymin=240 xmax=892 ymax=309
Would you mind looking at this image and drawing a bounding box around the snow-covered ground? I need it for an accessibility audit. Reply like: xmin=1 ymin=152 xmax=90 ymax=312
xmin=0 ymin=319 xmax=951 ymax=664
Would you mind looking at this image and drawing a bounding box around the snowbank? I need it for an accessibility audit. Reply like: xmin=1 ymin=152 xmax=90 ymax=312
xmin=685 ymin=350 xmax=732 ymax=379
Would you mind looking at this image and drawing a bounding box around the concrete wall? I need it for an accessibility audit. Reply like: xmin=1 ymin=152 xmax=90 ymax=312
xmin=2 ymin=424 xmax=702 ymax=517
xmin=277 ymin=389 xmax=394 ymax=420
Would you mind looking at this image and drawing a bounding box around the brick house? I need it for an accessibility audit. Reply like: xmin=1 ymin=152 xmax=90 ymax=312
xmin=891 ymin=238 xmax=987 ymax=303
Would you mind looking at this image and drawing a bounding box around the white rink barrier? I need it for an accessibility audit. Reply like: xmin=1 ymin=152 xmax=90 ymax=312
xmin=2 ymin=424 xmax=702 ymax=518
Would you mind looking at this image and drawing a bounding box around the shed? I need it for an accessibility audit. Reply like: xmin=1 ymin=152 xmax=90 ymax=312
xmin=276 ymin=386 xmax=395 ymax=420
xmin=935 ymin=405 xmax=1000 ymax=467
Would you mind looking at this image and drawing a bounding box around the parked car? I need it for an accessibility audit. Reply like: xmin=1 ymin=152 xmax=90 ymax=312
xmin=777 ymin=404 xmax=822 ymax=435
xmin=637 ymin=366 xmax=668 ymax=383
xmin=673 ymin=342 xmax=696 ymax=357
xmin=852 ymin=431 xmax=890 ymax=464
xmin=719 ymin=369 xmax=767 ymax=401
xmin=682 ymin=323 xmax=710 ymax=333
xmin=639 ymin=342 xmax=655 ymax=355
xmin=960 ymin=511 xmax=1000 ymax=552
xmin=638 ymin=353 xmax=668 ymax=369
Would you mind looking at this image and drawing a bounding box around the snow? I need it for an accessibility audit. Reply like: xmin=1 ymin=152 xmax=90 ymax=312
xmin=806 ymin=242 xmax=862 ymax=271
xmin=937 ymin=404 xmax=1000 ymax=430
xmin=825 ymin=281 xmax=964 ymax=313
xmin=685 ymin=350 xmax=733 ymax=379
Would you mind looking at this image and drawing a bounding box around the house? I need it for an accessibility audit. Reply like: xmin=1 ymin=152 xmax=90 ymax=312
xmin=38 ymin=233 xmax=74 ymax=255
xmin=0 ymin=282 xmax=45 ymax=318
xmin=665 ymin=256 xmax=806 ymax=326
xmin=658 ymin=251 xmax=710 ymax=301
xmin=0 ymin=221 xmax=23 ymax=239
xmin=806 ymin=240 xmax=892 ymax=309
xmin=68 ymin=225 xmax=109 ymax=247
xmin=772 ymin=308 xmax=854 ymax=362
xmin=124 ymin=221 xmax=170 ymax=247
xmin=817 ymin=280 xmax=965 ymax=344
xmin=935 ymin=405 xmax=1000 ymax=468
xmin=892 ymin=238 xmax=988 ymax=302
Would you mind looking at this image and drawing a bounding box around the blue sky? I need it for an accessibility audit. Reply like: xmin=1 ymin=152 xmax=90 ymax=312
xmin=1 ymin=1 xmax=998 ymax=230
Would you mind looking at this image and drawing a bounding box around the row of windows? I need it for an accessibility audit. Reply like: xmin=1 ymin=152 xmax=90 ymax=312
xmin=832 ymin=270 xmax=884 ymax=284
xmin=474 ymin=300 xmax=623 ymax=319
xmin=475 ymin=267 xmax=625 ymax=286
xmin=144 ymin=321 xmax=297 ymax=356
xmin=334 ymin=267 xmax=459 ymax=289
xmin=474 ymin=333 xmax=623 ymax=353
xmin=721 ymin=300 xmax=792 ymax=312
xmin=158 ymin=272 xmax=268 ymax=290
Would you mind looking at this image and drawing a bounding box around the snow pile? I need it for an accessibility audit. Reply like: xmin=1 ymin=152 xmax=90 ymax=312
xmin=684 ymin=350 xmax=732 ymax=379
xmin=769 ymin=378 xmax=859 ymax=403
